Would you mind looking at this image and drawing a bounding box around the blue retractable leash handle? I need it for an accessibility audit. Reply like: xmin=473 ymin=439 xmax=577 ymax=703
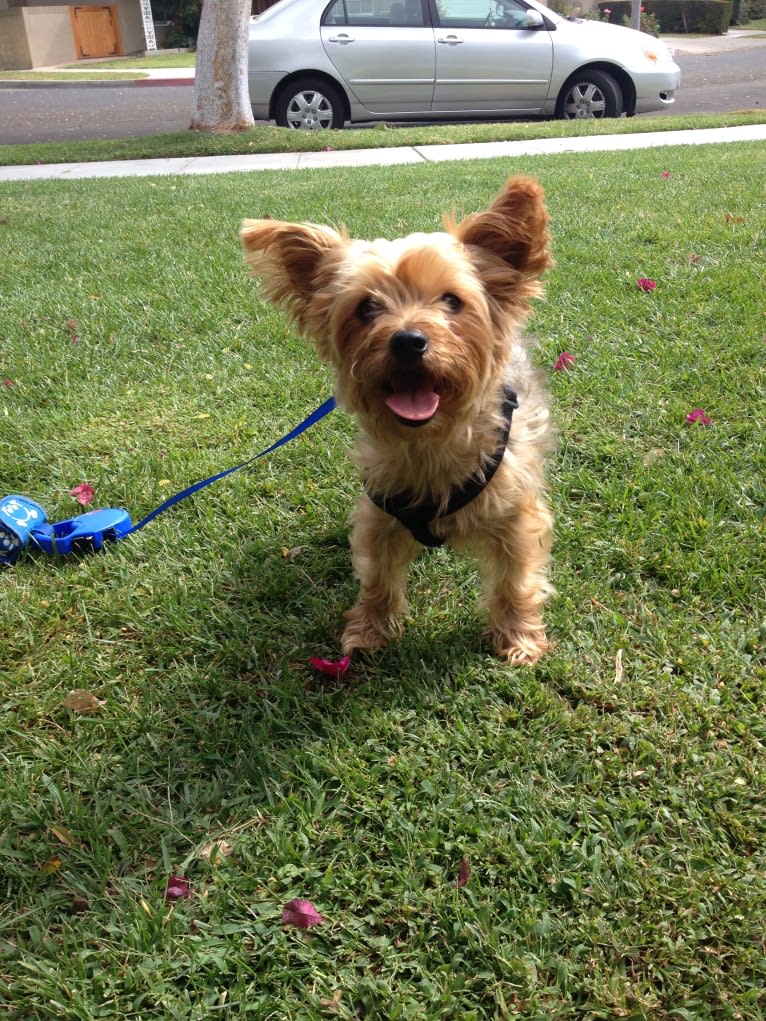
xmin=0 ymin=396 xmax=336 ymax=565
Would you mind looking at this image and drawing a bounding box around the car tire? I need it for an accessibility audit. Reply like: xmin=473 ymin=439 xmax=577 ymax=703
xmin=556 ymin=70 xmax=623 ymax=119
xmin=274 ymin=78 xmax=346 ymax=130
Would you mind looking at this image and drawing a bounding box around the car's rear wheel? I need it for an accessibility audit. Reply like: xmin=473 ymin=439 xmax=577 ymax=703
xmin=274 ymin=77 xmax=345 ymax=130
xmin=556 ymin=70 xmax=623 ymax=119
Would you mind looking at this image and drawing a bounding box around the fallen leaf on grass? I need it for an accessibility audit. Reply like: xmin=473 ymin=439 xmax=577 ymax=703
xmin=642 ymin=448 xmax=665 ymax=467
xmin=321 ymin=990 xmax=343 ymax=1014
xmin=686 ymin=408 xmax=712 ymax=426
xmin=554 ymin=351 xmax=576 ymax=371
xmin=165 ymin=875 xmax=192 ymax=901
xmin=724 ymin=212 xmax=745 ymax=224
xmin=62 ymin=689 xmax=105 ymax=713
xmin=40 ymin=856 xmax=63 ymax=875
xmin=69 ymin=483 xmax=95 ymax=506
xmin=198 ymin=840 xmax=234 ymax=862
xmin=457 ymin=856 xmax=471 ymax=888
xmin=282 ymin=898 xmax=324 ymax=928
xmin=636 ymin=278 xmax=657 ymax=292
xmin=49 ymin=825 xmax=76 ymax=845
xmin=614 ymin=649 xmax=624 ymax=685
xmin=282 ymin=545 xmax=310 ymax=561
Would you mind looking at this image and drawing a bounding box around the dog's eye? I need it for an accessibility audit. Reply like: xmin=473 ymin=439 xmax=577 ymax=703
xmin=356 ymin=298 xmax=382 ymax=323
xmin=442 ymin=293 xmax=463 ymax=313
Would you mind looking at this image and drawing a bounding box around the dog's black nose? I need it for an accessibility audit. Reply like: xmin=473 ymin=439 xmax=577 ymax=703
xmin=389 ymin=330 xmax=429 ymax=363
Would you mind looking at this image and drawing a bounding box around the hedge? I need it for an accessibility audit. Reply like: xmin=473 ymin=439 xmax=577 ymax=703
xmin=598 ymin=0 xmax=734 ymax=32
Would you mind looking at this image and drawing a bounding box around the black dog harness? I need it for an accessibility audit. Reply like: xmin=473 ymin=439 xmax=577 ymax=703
xmin=366 ymin=386 xmax=518 ymax=548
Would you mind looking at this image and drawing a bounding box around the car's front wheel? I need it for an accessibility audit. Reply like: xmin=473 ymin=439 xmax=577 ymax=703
xmin=556 ymin=70 xmax=623 ymax=119
xmin=274 ymin=78 xmax=345 ymax=130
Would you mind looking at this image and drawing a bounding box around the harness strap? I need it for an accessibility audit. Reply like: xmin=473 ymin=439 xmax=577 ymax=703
xmin=366 ymin=386 xmax=518 ymax=547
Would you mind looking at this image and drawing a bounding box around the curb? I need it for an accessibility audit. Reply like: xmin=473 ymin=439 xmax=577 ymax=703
xmin=135 ymin=78 xmax=194 ymax=87
xmin=0 ymin=77 xmax=193 ymax=90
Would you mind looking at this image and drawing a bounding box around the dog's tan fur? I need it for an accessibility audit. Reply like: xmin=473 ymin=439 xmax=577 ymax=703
xmin=241 ymin=175 xmax=554 ymax=663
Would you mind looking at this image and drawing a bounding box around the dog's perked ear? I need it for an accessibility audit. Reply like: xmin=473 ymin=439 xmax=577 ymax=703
xmin=451 ymin=175 xmax=553 ymax=281
xmin=240 ymin=219 xmax=344 ymax=328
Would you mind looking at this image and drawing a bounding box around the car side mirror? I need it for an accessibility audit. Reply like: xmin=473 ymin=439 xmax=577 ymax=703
xmin=525 ymin=10 xmax=544 ymax=28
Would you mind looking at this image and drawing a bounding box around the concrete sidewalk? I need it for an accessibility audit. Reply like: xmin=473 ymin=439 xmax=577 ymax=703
xmin=667 ymin=28 xmax=766 ymax=54
xmin=1 ymin=123 xmax=765 ymax=183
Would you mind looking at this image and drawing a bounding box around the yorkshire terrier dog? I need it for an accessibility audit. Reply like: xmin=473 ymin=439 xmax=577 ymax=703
xmin=241 ymin=175 xmax=554 ymax=664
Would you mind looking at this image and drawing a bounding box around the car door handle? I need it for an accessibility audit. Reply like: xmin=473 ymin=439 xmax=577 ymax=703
xmin=328 ymin=34 xmax=354 ymax=44
xmin=437 ymin=35 xmax=464 ymax=45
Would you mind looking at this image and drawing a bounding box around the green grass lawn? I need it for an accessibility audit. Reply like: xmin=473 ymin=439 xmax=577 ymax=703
xmin=62 ymin=51 xmax=197 ymax=70
xmin=1 ymin=142 xmax=765 ymax=1019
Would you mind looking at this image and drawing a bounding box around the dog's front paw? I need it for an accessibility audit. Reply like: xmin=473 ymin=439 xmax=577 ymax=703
xmin=341 ymin=602 xmax=403 ymax=654
xmin=491 ymin=627 xmax=548 ymax=665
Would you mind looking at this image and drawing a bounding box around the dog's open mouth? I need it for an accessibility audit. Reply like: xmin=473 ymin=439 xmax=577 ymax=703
xmin=384 ymin=377 xmax=440 ymax=427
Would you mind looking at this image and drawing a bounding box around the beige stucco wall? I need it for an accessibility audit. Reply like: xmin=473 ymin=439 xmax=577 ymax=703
xmin=118 ymin=0 xmax=148 ymax=54
xmin=0 ymin=2 xmax=151 ymax=70
xmin=0 ymin=10 xmax=33 ymax=69
xmin=24 ymin=6 xmax=77 ymax=66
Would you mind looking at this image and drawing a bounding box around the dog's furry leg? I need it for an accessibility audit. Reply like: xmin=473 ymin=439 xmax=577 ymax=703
xmin=478 ymin=494 xmax=553 ymax=664
xmin=341 ymin=499 xmax=420 ymax=654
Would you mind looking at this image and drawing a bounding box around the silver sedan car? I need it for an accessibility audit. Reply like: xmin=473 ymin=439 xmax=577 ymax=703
xmin=248 ymin=0 xmax=680 ymax=129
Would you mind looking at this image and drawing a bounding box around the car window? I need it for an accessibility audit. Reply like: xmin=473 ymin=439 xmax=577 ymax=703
xmin=323 ymin=0 xmax=426 ymax=28
xmin=436 ymin=0 xmax=531 ymax=29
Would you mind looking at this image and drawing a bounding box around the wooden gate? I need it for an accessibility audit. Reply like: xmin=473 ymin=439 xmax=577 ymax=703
xmin=69 ymin=6 xmax=122 ymax=60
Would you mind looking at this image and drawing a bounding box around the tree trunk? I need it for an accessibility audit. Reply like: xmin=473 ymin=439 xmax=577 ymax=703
xmin=190 ymin=0 xmax=255 ymax=133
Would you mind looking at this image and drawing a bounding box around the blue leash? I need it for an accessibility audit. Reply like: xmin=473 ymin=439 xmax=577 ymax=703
xmin=0 ymin=396 xmax=336 ymax=564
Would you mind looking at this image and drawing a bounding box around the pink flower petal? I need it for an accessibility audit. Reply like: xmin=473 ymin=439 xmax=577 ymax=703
xmin=309 ymin=654 xmax=351 ymax=679
xmin=636 ymin=278 xmax=657 ymax=292
xmin=69 ymin=483 xmax=95 ymax=506
xmin=282 ymin=898 xmax=324 ymax=928
xmin=165 ymin=875 xmax=191 ymax=901
xmin=661 ymin=171 xmax=671 ymax=179
xmin=686 ymin=408 xmax=712 ymax=426
xmin=2 ymin=378 xmax=16 ymax=387
xmin=554 ymin=351 xmax=576 ymax=372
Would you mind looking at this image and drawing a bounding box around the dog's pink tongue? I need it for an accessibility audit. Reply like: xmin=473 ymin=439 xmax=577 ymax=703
xmin=385 ymin=388 xmax=440 ymax=422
